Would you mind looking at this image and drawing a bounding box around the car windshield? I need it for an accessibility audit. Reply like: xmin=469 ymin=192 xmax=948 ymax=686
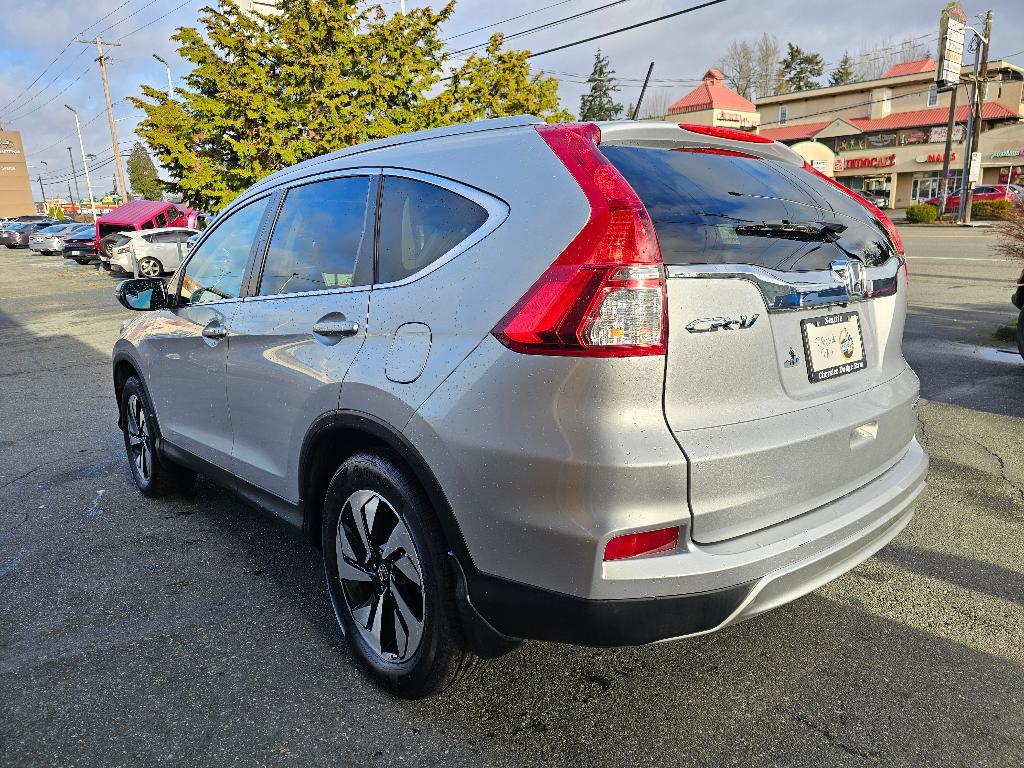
xmin=39 ymin=225 xmax=66 ymax=234
xmin=5 ymin=223 xmax=27 ymax=231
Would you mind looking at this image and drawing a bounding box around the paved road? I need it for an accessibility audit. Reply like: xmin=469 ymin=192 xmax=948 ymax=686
xmin=1 ymin=231 xmax=1022 ymax=768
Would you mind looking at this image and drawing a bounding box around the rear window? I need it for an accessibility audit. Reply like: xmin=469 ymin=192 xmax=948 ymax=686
xmin=601 ymin=145 xmax=895 ymax=271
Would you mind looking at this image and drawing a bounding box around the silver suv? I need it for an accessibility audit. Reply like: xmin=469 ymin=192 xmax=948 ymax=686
xmin=112 ymin=117 xmax=927 ymax=698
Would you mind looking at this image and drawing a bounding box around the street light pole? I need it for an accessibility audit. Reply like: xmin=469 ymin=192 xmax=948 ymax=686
xmin=67 ymin=146 xmax=81 ymax=204
xmin=153 ymin=54 xmax=173 ymax=95
xmin=65 ymin=104 xmax=98 ymax=223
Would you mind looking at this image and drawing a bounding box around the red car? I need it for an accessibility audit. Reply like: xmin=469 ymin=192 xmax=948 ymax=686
xmin=924 ymin=184 xmax=1022 ymax=212
xmin=95 ymin=200 xmax=198 ymax=257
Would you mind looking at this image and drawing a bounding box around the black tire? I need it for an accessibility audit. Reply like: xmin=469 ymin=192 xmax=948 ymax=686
xmin=322 ymin=451 xmax=477 ymax=699
xmin=99 ymin=233 xmax=121 ymax=258
xmin=120 ymin=376 xmax=196 ymax=497
xmin=1016 ymin=310 xmax=1024 ymax=361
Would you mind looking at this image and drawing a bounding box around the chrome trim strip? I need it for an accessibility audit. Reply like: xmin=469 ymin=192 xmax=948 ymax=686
xmin=665 ymin=258 xmax=901 ymax=312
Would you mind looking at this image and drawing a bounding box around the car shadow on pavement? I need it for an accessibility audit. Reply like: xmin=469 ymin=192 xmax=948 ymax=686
xmin=877 ymin=544 xmax=1023 ymax=607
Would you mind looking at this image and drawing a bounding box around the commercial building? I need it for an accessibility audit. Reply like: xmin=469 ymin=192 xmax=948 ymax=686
xmin=756 ymin=58 xmax=1024 ymax=208
xmin=663 ymin=69 xmax=759 ymax=130
xmin=0 ymin=131 xmax=36 ymax=217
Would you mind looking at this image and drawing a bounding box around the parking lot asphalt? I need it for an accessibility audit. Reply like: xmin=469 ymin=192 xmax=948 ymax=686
xmin=1 ymin=230 xmax=1022 ymax=768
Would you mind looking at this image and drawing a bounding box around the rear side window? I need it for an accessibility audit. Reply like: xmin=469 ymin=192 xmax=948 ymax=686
xmin=156 ymin=212 xmax=168 ymax=227
xmin=377 ymin=176 xmax=488 ymax=284
xmin=600 ymin=145 xmax=894 ymax=271
xmin=259 ymin=176 xmax=373 ymax=296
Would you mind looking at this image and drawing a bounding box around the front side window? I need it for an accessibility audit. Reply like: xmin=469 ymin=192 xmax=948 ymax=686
xmin=259 ymin=176 xmax=373 ymax=296
xmin=377 ymin=176 xmax=488 ymax=284
xmin=178 ymin=198 xmax=269 ymax=305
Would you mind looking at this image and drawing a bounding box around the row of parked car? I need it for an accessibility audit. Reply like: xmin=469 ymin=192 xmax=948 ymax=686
xmin=0 ymin=200 xmax=203 ymax=276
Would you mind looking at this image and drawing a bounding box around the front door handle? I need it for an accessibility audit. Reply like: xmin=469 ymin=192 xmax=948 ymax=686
xmin=313 ymin=319 xmax=360 ymax=337
xmin=202 ymin=323 xmax=227 ymax=340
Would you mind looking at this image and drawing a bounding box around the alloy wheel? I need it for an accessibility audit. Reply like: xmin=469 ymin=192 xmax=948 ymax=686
xmin=138 ymin=258 xmax=161 ymax=278
xmin=125 ymin=393 xmax=152 ymax=482
xmin=336 ymin=490 xmax=425 ymax=663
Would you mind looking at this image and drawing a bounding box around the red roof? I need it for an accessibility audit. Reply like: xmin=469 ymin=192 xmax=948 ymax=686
xmin=759 ymin=101 xmax=1018 ymax=141
xmin=882 ymin=58 xmax=936 ymax=78
xmin=97 ymin=199 xmax=184 ymax=226
xmin=667 ymin=69 xmax=756 ymax=115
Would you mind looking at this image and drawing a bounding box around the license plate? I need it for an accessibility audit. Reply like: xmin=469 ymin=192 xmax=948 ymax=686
xmin=71 ymin=250 xmax=81 ymax=255
xmin=800 ymin=312 xmax=866 ymax=383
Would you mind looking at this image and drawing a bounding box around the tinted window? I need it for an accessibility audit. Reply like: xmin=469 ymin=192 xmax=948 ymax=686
xmin=259 ymin=176 xmax=372 ymax=296
xmin=178 ymin=198 xmax=268 ymax=305
xmin=377 ymin=177 xmax=488 ymax=284
xmin=601 ymin=145 xmax=894 ymax=271
xmin=141 ymin=219 xmax=155 ymax=230
xmin=156 ymin=212 xmax=168 ymax=227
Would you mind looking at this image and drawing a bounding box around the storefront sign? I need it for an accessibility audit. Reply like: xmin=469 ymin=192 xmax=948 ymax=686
xmin=937 ymin=5 xmax=967 ymax=88
xmin=811 ymin=159 xmax=829 ymax=173
xmin=930 ymin=125 xmax=966 ymax=144
xmin=836 ymin=135 xmax=866 ymax=152
xmin=915 ymin=152 xmax=956 ymax=163
xmin=991 ymin=149 xmax=1024 ymax=159
xmin=867 ymin=133 xmax=897 ymax=148
xmin=841 ymin=154 xmax=896 ymax=170
xmin=899 ymin=130 xmax=929 ymax=146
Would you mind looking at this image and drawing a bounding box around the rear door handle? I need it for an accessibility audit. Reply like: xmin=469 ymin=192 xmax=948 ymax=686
xmin=202 ymin=323 xmax=227 ymax=340
xmin=313 ymin=319 xmax=360 ymax=337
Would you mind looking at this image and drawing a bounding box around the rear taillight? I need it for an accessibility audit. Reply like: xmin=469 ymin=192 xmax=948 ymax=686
xmin=492 ymin=123 xmax=666 ymax=357
xmin=604 ymin=526 xmax=679 ymax=561
xmin=803 ymin=163 xmax=904 ymax=256
xmin=678 ymin=123 xmax=775 ymax=144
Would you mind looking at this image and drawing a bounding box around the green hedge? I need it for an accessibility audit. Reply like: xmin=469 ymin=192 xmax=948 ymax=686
xmin=971 ymin=199 xmax=1013 ymax=220
xmin=906 ymin=204 xmax=938 ymax=223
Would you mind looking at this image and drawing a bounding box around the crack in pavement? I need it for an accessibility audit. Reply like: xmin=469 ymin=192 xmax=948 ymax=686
xmin=0 ymin=465 xmax=42 ymax=491
xmin=790 ymin=711 xmax=882 ymax=762
xmin=968 ymin=436 xmax=1024 ymax=505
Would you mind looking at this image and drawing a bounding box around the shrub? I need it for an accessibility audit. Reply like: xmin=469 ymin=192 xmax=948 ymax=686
xmin=995 ymin=206 xmax=1024 ymax=261
xmin=906 ymin=204 xmax=938 ymax=223
xmin=972 ymin=199 xmax=1013 ymax=220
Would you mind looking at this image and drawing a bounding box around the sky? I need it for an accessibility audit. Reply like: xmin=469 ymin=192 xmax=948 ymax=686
xmin=2 ymin=0 xmax=1023 ymax=201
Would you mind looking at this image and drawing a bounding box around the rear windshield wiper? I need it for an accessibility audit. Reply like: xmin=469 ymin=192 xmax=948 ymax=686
xmin=731 ymin=221 xmax=847 ymax=242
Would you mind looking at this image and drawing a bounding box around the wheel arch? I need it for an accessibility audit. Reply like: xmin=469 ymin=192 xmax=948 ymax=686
xmin=112 ymin=353 xmax=141 ymax=430
xmin=299 ymin=411 xmax=474 ymax=572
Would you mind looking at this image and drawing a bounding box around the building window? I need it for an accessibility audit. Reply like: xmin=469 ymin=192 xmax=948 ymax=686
xmin=779 ymin=105 xmax=788 ymax=125
xmin=928 ymin=84 xmax=938 ymax=107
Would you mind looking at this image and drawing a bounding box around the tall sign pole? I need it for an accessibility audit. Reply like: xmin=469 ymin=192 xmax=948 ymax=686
xmin=79 ymin=38 xmax=128 ymax=203
xmin=936 ymin=3 xmax=967 ymax=221
xmin=67 ymin=146 xmax=81 ymax=204
xmin=66 ymin=104 xmax=98 ymax=223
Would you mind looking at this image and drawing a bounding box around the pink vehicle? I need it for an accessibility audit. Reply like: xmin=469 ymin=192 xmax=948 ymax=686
xmin=96 ymin=200 xmax=198 ymax=257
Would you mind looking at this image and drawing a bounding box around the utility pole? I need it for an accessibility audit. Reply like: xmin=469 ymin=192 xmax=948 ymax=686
xmin=67 ymin=146 xmax=81 ymax=204
xmin=961 ymin=10 xmax=992 ymax=224
xmin=66 ymin=104 xmax=98 ymax=223
xmin=79 ymin=37 xmax=128 ymax=203
xmin=37 ymin=174 xmax=46 ymax=207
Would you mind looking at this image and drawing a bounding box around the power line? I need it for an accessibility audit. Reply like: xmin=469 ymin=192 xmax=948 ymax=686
xmin=5 ymin=67 xmax=93 ymax=124
xmin=444 ymin=0 xmax=578 ymax=42
xmin=119 ymin=0 xmax=202 ymax=41
xmin=524 ymin=0 xmax=729 ymax=60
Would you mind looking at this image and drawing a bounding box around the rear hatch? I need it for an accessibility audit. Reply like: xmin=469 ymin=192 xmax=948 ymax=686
xmin=602 ymin=141 xmax=915 ymax=543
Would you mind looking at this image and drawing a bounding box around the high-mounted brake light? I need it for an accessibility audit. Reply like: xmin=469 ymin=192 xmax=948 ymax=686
xmin=492 ymin=123 xmax=666 ymax=357
xmin=604 ymin=527 xmax=679 ymax=561
xmin=803 ymin=162 xmax=904 ymax=256
xmin=678 ymin=123 xmax=775 ymax=144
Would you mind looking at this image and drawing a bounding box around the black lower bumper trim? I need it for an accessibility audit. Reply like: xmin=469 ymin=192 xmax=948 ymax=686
xmin=465 ymin=571 xmax=755 ymax=647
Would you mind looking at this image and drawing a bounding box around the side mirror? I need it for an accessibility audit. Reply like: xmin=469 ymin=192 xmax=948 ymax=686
xmin=116 ymin=278 xmax=168 ymax=311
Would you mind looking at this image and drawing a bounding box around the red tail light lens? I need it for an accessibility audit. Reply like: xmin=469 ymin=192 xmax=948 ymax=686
xmin=604 ymin=526 xmax=679 ymax=561
xmin=492 ymin=123 xmax=666 ymax=357
xmin=678 ymin=123 xmax=775 ymax=144
xmin=803 ymin=163 xmax=904 ymax=256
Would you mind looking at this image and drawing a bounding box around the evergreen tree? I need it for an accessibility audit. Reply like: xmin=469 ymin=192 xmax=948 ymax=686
xmin=578 ymin=49 xmax=622 ymax=121
xmin=131 ymin=0 xmax=572 ymax=211
xmin=829 ymin=52 xmax=856 ymax=87
xmin=778 ymin=43 xmax=825 ymax=93
xmin=127 ymin=142 xmax=163 ymax=200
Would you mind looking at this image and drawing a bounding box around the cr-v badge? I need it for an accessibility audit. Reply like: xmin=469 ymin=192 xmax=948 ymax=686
xmin=685 ymin=314 xmax=760 ymax=333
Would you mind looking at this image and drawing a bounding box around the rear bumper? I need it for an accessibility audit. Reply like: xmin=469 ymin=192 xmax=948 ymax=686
xmin=467 ymin=438 xmax=926 ymax=646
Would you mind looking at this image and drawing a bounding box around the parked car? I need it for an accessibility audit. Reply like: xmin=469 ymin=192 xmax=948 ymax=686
xmin=861 ymin=190 xmax=890 ymax=209
xmin=1 ymin=221 xmax=56 ymax=248
xmin=924 ymin=184 xmax=1023 ymax=212
xmin=106 ymin=227 xmax=198 ymax=276
xmin=96 ymin=200 xmax=199 ymax=259
xmin=29 ymin=223 xmax=92 ymax=255
xmin=62 ymin=229 xmax=100 ymax=264
xmin=111 ymin=118 xmax=927 ymax=698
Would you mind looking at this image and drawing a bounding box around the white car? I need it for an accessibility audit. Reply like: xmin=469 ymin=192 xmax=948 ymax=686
xmin=107 ymin=227 xmax=198 ymax=277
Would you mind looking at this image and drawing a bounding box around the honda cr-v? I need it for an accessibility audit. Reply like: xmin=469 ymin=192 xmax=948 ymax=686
xmin=113 ymin=117 xmax=927 ymax=698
